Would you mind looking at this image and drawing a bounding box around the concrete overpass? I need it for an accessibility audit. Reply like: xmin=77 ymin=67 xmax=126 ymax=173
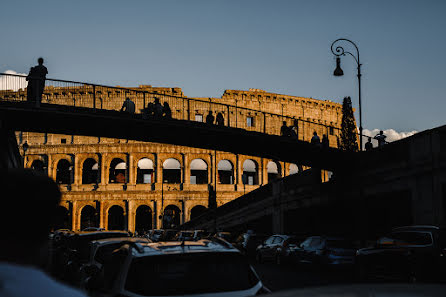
xmin=0 ymin=101 xmax=352 ymax=171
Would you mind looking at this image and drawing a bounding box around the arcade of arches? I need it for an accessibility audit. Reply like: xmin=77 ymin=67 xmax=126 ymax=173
xmin=23 ymin=147 xmax=310 ymax=232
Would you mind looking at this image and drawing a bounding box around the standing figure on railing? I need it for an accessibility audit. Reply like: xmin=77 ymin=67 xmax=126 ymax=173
xmin=280 ymin=121 xmax=290 ymax=137
xmin=311 ymin=131 xmax=321 ymax=147
xmin=120 ymin=97 xmax=135 ymax=114
xmin=26 ymin=57 xmax=47 ymax=107
xmin=322 ymin=134 xmax=329 ymax=149
xmin=216 ymin=112 xmax=224 ymax=126
xmin=292 ymin=119 xmax=299 ymax=140
xmin=153 ymin=98 xmax=163 ymax=117
xmin=163 ymin=102 xmax=172 ymax=118
xmin=206 ymin=111 xmax=215 ymax=124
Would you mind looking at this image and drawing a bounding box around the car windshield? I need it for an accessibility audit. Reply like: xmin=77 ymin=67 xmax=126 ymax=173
xmin=389 ymin=231 xmax=433 ymax=246
xmin=125 ymin=253 xmax=259 ymax=295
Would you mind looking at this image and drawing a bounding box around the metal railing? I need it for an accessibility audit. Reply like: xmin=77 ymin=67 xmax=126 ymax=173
xmin=0 ymin=72 xmax=344 ymax=144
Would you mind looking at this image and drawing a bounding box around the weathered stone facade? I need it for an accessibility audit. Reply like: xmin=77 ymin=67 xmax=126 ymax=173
xmin=17 ymin=85 xmax=343 ymax=233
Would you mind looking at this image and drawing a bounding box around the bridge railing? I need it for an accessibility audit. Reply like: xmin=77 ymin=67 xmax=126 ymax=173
xmin=0 ymin=72 xmax=342 ymax=144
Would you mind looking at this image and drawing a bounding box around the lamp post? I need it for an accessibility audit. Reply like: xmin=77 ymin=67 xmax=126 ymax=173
xmin=22 ymin=141 xmax=29 ymax=167
xmin=331 ymin=38 xmax=363 ymax=151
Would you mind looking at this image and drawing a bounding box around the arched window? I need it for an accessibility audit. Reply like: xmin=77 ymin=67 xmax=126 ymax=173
xmin=163 ymin=205 xmax=181 ymax=228
xmin=80 ymin=205 xmax=97 ymax=230
xmin=242 ymin=159 xmax=258 ymax=185
xmin=31 ymin=160 xmax=45 ymax=172
xmin=82 ymin=158 xmax=99 ymax=184
xmin=163 ymin=158 xmax=181 ymax=184
xmin=54 ymin=206 xmax=70 ymax=230
xmin=218 ymin=160 xmax=234 ymax=184
xmin=137 ymin=158 xmax=154 ymax=184
xmin=108 ymin=205 xmax=125 ymax=230
xmin=135 ymin=205 xmax=152 ymax=235
xmin=267 ymin=161 xmax=281 ymax=183
xmin=190 ymin=159 xmax=208 ymax=184
xmin=289 ymin=163 xmax=299 ymax=175
xmin=109 ymin=158 xmax=126 ymax=183
xmin=190 ymin=205 xmax=207 ymax=221
xmin=56 ymin=159 xmax=72 ymax=184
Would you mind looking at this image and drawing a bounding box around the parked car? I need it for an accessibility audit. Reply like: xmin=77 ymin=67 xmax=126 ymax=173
xmin=234 ymin=232 xmax=269 ymax=259
xmin=216 ymin=231 xmax=240 ymax=244
xmin=256 ymin=234 xmax=301 ymax=264
xmin=86 ymin=238 xmax=270 ymax=296
xmin=79 ymin=236 xmax=151 ymax=287
xmin=148 ymin=229 xmax=177 ymax=242
xmin=50 ymin=230 xmax=129 ymax=285
xmin=175 ymin=230 xmax=195 ymax=241
xmin=294 ymin=236 xmax=359 ymax=266
xmin=356 ymin=225 xmax=446 ymax=282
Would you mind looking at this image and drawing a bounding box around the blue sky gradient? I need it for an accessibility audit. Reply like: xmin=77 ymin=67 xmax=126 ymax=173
xmin=1 ymin=0 xmax=445 ymax=132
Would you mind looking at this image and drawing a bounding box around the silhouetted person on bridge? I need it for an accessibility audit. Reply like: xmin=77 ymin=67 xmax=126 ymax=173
xmin=374 ymin=130 xmax=387 ymax=147
xmin=163 ymin=102 xmax=172 ymax=118
xmin=311 ymin=131 xmax=321 ymax=146
xmin=206 ymin=111 xmax=215 ymax=124
xmin=292 ymin=119 xmax=299 ymax=140
xmin=153 ymin=98 xmax=163 ymax=117
xmin=280 ymin=121 xmax=290 ymax=137
xmin=0 ymin=169 xmax=87 ymax=297
xmin=26 ymin=57 xmax=48 ymax=107
xmin=322 ymin=134 xmax=329 ymax=149
xmin=365 ymin=137 xmax=373 ymax=151
xmin=216 ymin=112 xmax=224 ymax=126
xmin=120 ymin=97 xmax=135 ymax=113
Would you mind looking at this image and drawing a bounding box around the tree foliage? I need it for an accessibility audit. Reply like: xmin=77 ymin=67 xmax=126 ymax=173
xmin=340 ymin=96 xmax=359 ymax=152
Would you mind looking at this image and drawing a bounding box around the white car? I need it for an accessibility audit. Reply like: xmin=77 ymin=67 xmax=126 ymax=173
xmin=87 ymin=238 xmax=270 ymax=297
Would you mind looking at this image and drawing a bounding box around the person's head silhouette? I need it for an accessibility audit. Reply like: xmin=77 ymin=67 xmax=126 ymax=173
xmin=313 ymin=131 xmax=317 ymax=136
xmin=368 ymin=137 xmax=372 ymax=142
xmin=0 ymin=169 xmax=61 ymax=267
xmin=380 ymin=130 xmax=384 ymax=135
xmin=38 ymin=57 xmax=44 ymax=65
xmin=283 ymin=121 xmax=287 ymax=125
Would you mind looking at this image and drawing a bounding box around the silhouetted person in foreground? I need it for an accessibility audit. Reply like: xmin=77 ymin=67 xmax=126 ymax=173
xmin=163 ymin=102 xmax=172 ymax=118
xmin=26 ymin=57 xmax=48 ymax=107
xmin=206 ymin=111 xmax=214 ymax=124
xmin=0 ymin=169 xmax=86 ymax=297
xmin=153 ymin=98 xmax=163 ymax=117
xmin=322 ymin=134 xmax=329 ymax=149
xmin=365 ymin=137 xmax=373 ymax=151
xmin=311 ymin=131 xmax=321 ymax=146
xmin=374 ymin=130 xmax=387 ymax=147
xmin=216 ymin=112 xmax=224 ymax=126
xmin=120 ymin=97 xmax=135 ymax=113
xmin=280 ymin=121 xmax=290 ymax=136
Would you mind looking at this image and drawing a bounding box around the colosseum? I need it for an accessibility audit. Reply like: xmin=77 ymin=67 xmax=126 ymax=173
xmin=14 ymin=83 xmax=344 ymax=234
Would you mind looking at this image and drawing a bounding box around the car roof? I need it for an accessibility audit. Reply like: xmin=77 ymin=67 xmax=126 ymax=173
xmin=91 ymin=237 xmax=150 ymax=245
xmin=391 ymin=225 xmax=440 ymax=232
xmin=129 ymin=239 xmax=239 ymax=257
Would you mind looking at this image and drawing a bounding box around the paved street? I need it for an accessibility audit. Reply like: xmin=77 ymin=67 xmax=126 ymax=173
xmin=253 ymin=262 xmax=356 ymax=292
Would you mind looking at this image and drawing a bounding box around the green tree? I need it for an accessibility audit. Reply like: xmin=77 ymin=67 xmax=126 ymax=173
xmin=340 ymin=96 xmax=359 ymax=152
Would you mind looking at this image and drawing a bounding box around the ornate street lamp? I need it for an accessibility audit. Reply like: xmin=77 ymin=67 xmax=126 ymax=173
xmin=331 ymin=38 xmax=363 ymax=151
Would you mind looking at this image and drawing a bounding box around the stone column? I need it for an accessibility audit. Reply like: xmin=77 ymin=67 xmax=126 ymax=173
xmin=182 ymin=153 xmax=189 ymax=185
xmin=156 ymin=155 xmax=162 ymax=184
xmin=152 ymin=200 xmax=158 ymax=229
xmin=100 ymin=203 xmax=108 ymax=229
xmin=101 ymin=154 xmax=108 ymax=185
xmin=72 ymin=201 xmax=79 ymax=231
xmin=74 ymin=155 xmax=81 ymax=185
xmin=47 ymin=154 xmax=53 ymax=179
xmin=128 ymin=154 xmax=135 ymax=185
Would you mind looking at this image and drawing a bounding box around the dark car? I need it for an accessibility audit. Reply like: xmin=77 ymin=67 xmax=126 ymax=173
xmin=255 ymin=235 xmax=301 ymax=264
xmin=235 ymin=232 xmax=269 ymax=259
xmin=147 ymin=229 xmax=177 ymax=242
xmin=356 ymin=225 xmax=446 ymax=282
xmin=295 ymin=236 xmax=359 ymax=266
xmin=86 ymin=239 xmax=270 ymax=296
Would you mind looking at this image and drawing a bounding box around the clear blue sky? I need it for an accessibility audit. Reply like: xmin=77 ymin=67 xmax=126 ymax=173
xmin=1 ymin=0 xmax=445 ymax=133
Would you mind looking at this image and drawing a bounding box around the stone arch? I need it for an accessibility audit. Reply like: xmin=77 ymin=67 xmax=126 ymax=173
xmin=135 ymin=205 xmax=152 ymax=234
xmin=218 ymin=159 xmax=234 ymax=184
xmin=267 ymin=161 xmax=281 ymax=183
xmin=56 ymin=159 xmax=72 ymax=184
xmin=163 ymin=204 xmax=181 ymax=228
xmin=109 ymin=158 xmax=126 ymax=183
xmin=190 ymin=158 xmax=208 ymax=184
xmin=242 ymin=159 xmax=259 ymax=185
xmin=108 ymin=205 xmax=125 ymax=230
xmin=289 ymin=163 xmax=300 ymax=175
xmin=54 ymin=205 xmax=70 ymax=230
xmin=163 ymin=158 xmax=181 ymax=184
xmin=82 ymin=158 xmax=99 ymax=184
xmin=137 ymin=158 xmax=154 ymax=184
xmin=31 ymin=159 xmax=45 ymax=172
xmin=80 ymin=205 xmax=97 ymax=230
xmin=190 ymin=205 xmax=207 ymax=220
